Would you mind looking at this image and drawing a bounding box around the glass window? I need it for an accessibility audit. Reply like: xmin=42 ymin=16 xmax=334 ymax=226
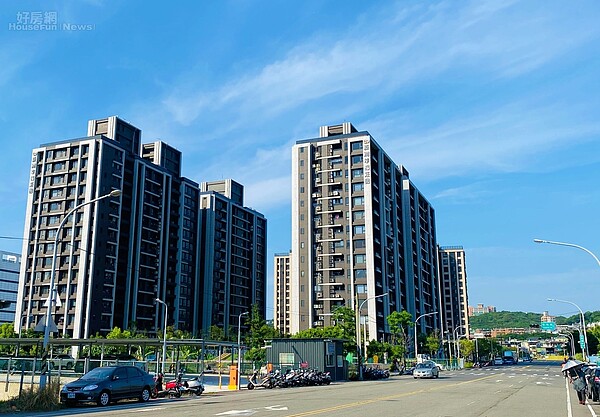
xmin=354 ymin=225 xmax=365 ymax=234
xmin=352 ymin=183 xmax=364 ymax=192
xmin=354 ymin=254 xmax=366 ymax=264
xmin=354 ymin=239 xmax=365 ymax=248
xmin=353 ymin=211 xmax=365 ymax=220
xmin=352 ymin=155 xmax=363 ymax=164
xmin=351 ymin=142 xmax=363 ymax=151
xmin=352 ymin=169 xmax=363 ymax=178
xmin=352 ymin=197 xmax=364 ymax=206
xmin=355 ymin=269 xmax=367 ymax=278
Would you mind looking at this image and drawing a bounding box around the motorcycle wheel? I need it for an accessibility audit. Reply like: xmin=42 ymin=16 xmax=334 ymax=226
xmin=247 ymin=383 xmax=254 ymax=390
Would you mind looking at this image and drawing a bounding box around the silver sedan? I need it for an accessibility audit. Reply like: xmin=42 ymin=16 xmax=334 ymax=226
xmin=413 ymin=361 xmax=440 ymax=379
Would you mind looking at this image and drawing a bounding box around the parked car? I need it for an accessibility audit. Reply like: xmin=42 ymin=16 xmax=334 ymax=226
xmin=493 ymin=357 xmax=503 ymax=366
xmin=50 ymin=354 xmax=75 ymax=370
xmin=60 ymin=365 xmax=155 ymax=406
xmin=413 ymin=361 xmax=440 ymax=379
xmin=586 ymin=367 xmax=600 ymax=402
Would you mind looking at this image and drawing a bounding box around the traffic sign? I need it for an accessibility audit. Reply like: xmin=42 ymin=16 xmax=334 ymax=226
xmin=540 ymin=322 xmax=556 ymax=331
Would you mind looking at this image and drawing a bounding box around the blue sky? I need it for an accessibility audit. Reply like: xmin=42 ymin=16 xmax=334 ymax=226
xmin=1 ymin=1 xmax=600 ymax=319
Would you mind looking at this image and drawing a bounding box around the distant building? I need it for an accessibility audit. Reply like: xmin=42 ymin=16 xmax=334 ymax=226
xmin=0 ymin=251 xmax=20 ymax=324
xmin=273 ymin=252 xmax=291 ymax=335
xmin=468 ymin=303 xmax=496 ymax=316
xmin=437 ymin=246 xmax=469 ymax=337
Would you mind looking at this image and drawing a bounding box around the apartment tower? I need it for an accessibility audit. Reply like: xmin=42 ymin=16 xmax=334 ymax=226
xmin=198 ymin=180 xmax=267 ymax=337
xmin=273 ymin=251 xmax=292 ymax=335
xmin=0 ymin=251 xmax=20 ymax=324
xmin=290 ymin=122 xmax=439 ymax=342
xmin=437 ymin=246 xmax=469 ymax=337
xmin=15 ymin=116 xmax=266 ymax=338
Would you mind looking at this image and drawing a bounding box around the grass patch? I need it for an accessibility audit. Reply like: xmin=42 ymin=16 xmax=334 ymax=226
xmin=0 ymin=381 xmax=63 ymax=413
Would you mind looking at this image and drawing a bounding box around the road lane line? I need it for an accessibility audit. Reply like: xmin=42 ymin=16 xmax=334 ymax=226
xmin=283 ymin=374 xmax=499 ymax=417
xmin=565 ymin=377 xmax=572 ymax=417
xmin=586 ymin=403 xmax=597 ymax=417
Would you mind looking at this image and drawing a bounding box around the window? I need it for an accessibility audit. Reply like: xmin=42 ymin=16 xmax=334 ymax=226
xmin=352 ymin=155 xmax=363 ymax=164
xmin=352 ymin=169 xmax=363 ymax=178
xmin=353 ymin=211 xmax=365 ymax=220
xmin=351 ymin=142 xmax=363 ymax=151
xmin=300 ymin=173 xmax=304 ymax=180
xmin=354 ymin=225 xmax=365 ymax=234
xmin=352 ymin=196 xmax=364 ymax=206
xmin=352 ymin=183 xmax=364 ymax=192
xmin=300 ymin=187 xmax=305 ymax=193
xmin=356 ymin=284 xmax=367 ymax=293
xmin=354 ymin=254 xmax=366 ymax=264
xmin=355 ymin=269 xmax=367 ymax=278
xmin=354 ymin=239 xmax=365 ymax=248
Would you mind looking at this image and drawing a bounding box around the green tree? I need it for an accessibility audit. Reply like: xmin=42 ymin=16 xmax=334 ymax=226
xmin=459 ymin=338 xmax=475 ymax=360
xmin=387 ymin=310 xmax=413 ymax=363
xmin=0 ymin=323 xmax=17 ymax=355
xmin=244 ymin=304 xmax=281 ymax=366
xmin=425 ymin=332 xmax=441 ymax=356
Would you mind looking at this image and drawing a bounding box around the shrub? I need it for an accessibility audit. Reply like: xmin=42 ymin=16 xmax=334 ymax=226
xmin=0 ymin=381 xmax=62 ymax=413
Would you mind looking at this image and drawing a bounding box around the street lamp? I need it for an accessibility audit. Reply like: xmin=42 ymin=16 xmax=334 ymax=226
xmin=237 ymin=311 xmax=249 ymax=390
xmin=414 ymin=311 xmax=437 ymax=362
xmin=155 ymin=298 xmax=168 ymax=374
xmin=547 ymin=298 xmax=589 ymax=360
xmin=40 ymin=189 xmax=121 ymax=388
xmin=558 ymin=332 xmax=575 ymax=358
xmin=355 ymin=292 xmax=389 ymax=380
xmin=453 ymin=325 xmax=465 ymax=369
xmin=533 ymin=239 xmax=600 ymax=267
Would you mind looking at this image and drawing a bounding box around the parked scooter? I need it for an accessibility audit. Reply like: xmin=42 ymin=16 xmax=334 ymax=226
xmin=247 ymin=370 xmax=274 ymax=390
xmin=165 ymin=372 xmax=185 ymax=398
xmin=151 ymin=373 xmax=169 ymax=398
xmin=183 ymin=376 xmax=205 ymax=396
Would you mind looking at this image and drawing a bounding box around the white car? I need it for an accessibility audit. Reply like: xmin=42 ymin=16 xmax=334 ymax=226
xmin=494 ymin=357 xmax=503 ymax=366
xmin=413 ymin=361 xmax=440 ymax=379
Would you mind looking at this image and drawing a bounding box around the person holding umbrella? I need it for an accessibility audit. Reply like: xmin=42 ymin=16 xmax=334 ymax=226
xmin=562 ymin=359 xmax=587 ymax=405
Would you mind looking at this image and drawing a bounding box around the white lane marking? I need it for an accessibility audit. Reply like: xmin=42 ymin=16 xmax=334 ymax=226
xmin=565 ymin=377 xmax=572 ymax=417
xmin=216 ymin=410 xmax=257 ymax=416
xmin=129 ymin=408 xmax=165 ymax=413
xmin=586 ymin=402 xmax=598 ymax=417
xmin=264 ymin=405 xmax=289 ymax=411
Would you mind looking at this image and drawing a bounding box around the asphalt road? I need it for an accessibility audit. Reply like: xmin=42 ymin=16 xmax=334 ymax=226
xmin=17 ymin=361 xmax=600 ymax=417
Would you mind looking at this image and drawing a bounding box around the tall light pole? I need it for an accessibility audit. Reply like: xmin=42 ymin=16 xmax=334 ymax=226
xmin=414 ymin=311 xmax=437 ymax=362
xmin=40 ymin=189 xmax=121 ymax=388
xmin=237 ymin=311 xmax=249 ymax=390
xmin=453 ymin=325 xmax=465 ymax=369
xmin=533 ymin=239 xmax=600 ymax=267
xmin=155 ymin=298 xmax=168 ymax=374
xmin=547 ymin=298 xmax=589 ymax=360
xmin=355 ymin=292 xmax=388 ymax=380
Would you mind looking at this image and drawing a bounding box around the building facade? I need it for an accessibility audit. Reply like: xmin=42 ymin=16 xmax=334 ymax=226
xmin=0 ymin=251 xmax=20 ymax=324
xmin=437 ymin=246 xmax=470 ymax=338
xmin=15 ymin=116 xmax=266 ymax=339
xmin=273 ymin=251 xmax=291 ymax=335
xmin=198 ymin=179 xmax=267 ymax=337
xmin=290 ymin=122 xmax=439 ymax=343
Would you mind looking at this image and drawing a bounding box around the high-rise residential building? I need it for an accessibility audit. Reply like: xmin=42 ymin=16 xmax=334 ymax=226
xmin=198 ymin=179 xmax=267 ymax=337
xmin=273 ymin=251 xmax=291 ymax=335
xmin=437 ymin=246 xmax=469 ymax=337
xmin=0 ymin=250 xmax=20 ymax=324
xmin=290 ymin=122 xmax=439 ymax=343
xmin=15 ymin=116 xmax=266 ymax=339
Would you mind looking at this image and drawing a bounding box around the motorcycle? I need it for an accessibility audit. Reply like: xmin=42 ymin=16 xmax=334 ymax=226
xmin=164 ymin=372 xmax=185 ymax=398
xmin=247 ymin=370 xmax=274 ymax=390
xmin=183 ymin=376 xmax=205 ymax=396
xmin=151 ymin=373 xmax=169 ymax=399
